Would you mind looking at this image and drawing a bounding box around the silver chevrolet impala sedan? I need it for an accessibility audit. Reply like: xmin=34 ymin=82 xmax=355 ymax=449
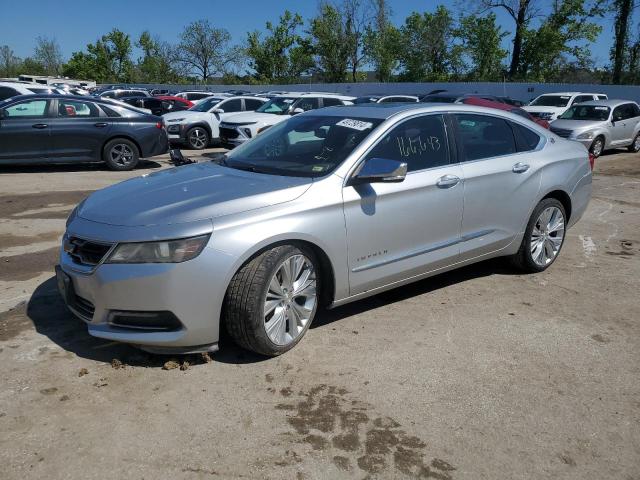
xmin=57 ymin=103 xmax=592 ymax=356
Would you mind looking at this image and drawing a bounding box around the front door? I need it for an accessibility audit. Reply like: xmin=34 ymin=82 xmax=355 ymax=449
xmin=0 ymin=98 xmax=52 ymax=163
xmin=611 ymin=104 xmax=637 ymax=145
xmin=343 ymin=114 xmax=464 ymax=295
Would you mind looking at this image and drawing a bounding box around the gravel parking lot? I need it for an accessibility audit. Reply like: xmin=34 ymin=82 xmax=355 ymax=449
xmin=0 ymin=150 xmax=638 ymax=479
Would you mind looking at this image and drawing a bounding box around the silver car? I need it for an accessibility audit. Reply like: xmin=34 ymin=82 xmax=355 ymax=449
xmin=550 ymin=99 xmax=640 ymax=157
xmin=57 ymin=104 xmax=592 ymax=356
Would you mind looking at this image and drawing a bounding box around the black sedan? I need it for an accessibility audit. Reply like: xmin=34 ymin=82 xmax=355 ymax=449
xmin=0 ymin=95 xmax=168 ymax=170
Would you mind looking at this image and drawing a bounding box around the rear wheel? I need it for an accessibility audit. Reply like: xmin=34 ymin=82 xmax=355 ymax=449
xmin=511 ymin=198 xmax=566 ymax=273
xmin=223 ymin=245 xmax=319 ymax=356
xmin=186 ymin=127 xmax=209 ymax=150
xmin=103 ymin=138 xmax=139 ymax=171
xmin=629 ymin=133 xmax=640 ymax=153
xmin=590 ymin=136 xmax=604 ymax=158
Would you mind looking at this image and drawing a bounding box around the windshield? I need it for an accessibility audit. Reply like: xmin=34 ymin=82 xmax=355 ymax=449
xmin=224 ymin=115 xmax=382 ymax=177
xmin=188 ymin=97 xmax=224 ymax=112
xmin=559 ymin=105 xmax=610 ymax=121
xmin=255 ymin=97 xmax=297 ymax=114
xmin=530 ymin=95 xmax=571 ymax=107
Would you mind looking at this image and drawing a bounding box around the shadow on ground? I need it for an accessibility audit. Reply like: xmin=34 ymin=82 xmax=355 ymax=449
xmin=27 ymin=259 xmax=517 ymax=368
xmin=0 ymin=159 xmax=163 ymax=174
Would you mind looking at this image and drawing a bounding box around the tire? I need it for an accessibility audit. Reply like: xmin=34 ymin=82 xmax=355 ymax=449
xmin=511 ymin=198 xmax=566 ymax=273
xmin=186 ymin=127 xmax=209 ymax=150
xmin=629 ymin=133 xmax=640 ymax=153
xmin=223 ymin=244 xmax=320 ymax=356
xmin=103 ymin=138 xmax=139 ymax=171
xmin=589 ymin=136 xmax=604 ymax=158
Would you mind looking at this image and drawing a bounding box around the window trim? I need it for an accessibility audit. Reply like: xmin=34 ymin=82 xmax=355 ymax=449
xmin=343 ymin=112 xmax=453 ymax=184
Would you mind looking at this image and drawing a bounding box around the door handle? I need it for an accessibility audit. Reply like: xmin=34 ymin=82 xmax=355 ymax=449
xmin=436 ymin=174 xmax=460 ymax=188
xmin=32 ymin=123 xmax=48 ymax=129
xmin=512 ymin=162 xmax=530 ymax=173
xmin=94 ymin=122 xmax=108 ymax=128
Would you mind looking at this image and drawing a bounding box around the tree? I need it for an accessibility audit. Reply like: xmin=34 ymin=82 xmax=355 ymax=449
xmin=246 ymin=11 xmax=314 ymax=83
xmin=364 ymin=0 xmax=400 ymax=82
xmin=33 ymin=36 xmax=63 ymax=76
xmin=136 ymin=31 xmax=179 ymax=83
xmin=179 ymin=20 xmax=234 ymax=81
xmin=398 ymin=6 xmax=462 ymax=81
xmin=63 ymin=29 xmax=133 ymax=82
xmin=310 ymin=3 xmax=351 ymax=82
xmin=518 ymin=0 xmax=602 ymax=81
xmin=478 ymin=0 xmax=539 ymax=78
xmin=457 ymin=13 xmax=508 ymax=81
xmin=62 ymin=51 xmax=96 ymax=80
xmin=341 ymin=0 xmax=373 ymax=82
xmin=0 ymin=46 xmax=21 ymax=78
xmin=610 ymin=0 xmax=635 ymax=83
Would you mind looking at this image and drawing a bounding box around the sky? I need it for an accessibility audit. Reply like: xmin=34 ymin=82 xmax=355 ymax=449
xmin=0 ymin=0 xmax=629 ymax=69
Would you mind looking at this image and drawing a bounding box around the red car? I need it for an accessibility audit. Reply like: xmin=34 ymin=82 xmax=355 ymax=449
xmin=462 ymin=97 xmax=550 ymax=129
xmin=155 ymin=96 xmax=194 ymax=112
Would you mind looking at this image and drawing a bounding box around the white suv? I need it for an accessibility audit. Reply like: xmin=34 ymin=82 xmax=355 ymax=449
xmin=219 ymin=93 xmax=355 ymax=147
xmin=163 ymin=96 xmax=268 ymax=149
xmin=0 ymin=81 xmax=59 ymax=101
xmin=523 ymin=92 xmax=608 ymax=122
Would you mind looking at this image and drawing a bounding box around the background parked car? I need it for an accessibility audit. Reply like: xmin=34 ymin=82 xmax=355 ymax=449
xmin=0 ymin=94 xmax=168 ymax=170
xmin=120 ymin=96 xmax=165 ymax=116
xmin=155 ymin=95 xmax=194 ymax=112
xmin=354 ymin=94 xmax=420 ymax=104
xmin=0 ymin=81 xmax=61 ymax=101
xmin=523 ymin=92 xmax=608 ymax=122
xmin=219 ymin=93 xmax=355 ymax=147
xmin=550 ymin=99 xmax=640 ymax=157
xmin=97 ymin=89 xmax=150 ymax=99
xmin=420 ymin=92 xmax=502 ymax=103
xmin=462 ymin=97 xmax=551 ymax=129
xmin=163 ymin=95 xmax=267 ymax=149
xmin=174 ymin=91 xmax=223 ymax=103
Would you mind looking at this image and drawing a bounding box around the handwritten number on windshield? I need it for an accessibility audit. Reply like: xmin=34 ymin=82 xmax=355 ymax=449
xmin=396 ymin=136 xmax=441 ymax=157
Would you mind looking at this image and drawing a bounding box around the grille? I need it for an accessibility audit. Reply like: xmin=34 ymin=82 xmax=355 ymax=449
xmin=65 ymin=236 xmax=113 ymax=267
xmin=71 ymin=294 xmax=95 ymax=320
xmin=550 ymin=127 xmax=572 ymax=138
xmin=219 ymin=127 xmax=239 ymax=139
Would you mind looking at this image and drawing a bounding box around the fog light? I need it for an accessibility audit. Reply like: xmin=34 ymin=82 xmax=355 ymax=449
xmin=108 ymin=311 xmax=183 ymax=331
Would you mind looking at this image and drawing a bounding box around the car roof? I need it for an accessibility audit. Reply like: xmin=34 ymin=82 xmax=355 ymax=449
xmin=274 ymin=92 xmax=355 ymax=100
xmin=570 ymin=99 xmax=637 ymax=108
xmin=536 ymin=92 xmax=605 ymax=96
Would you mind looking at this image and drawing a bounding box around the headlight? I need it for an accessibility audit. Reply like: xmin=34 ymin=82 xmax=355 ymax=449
xmin=576 ymin=131 xmax=594 ymax=140
xmin=106 ymin=234 xmax=210 ymax=264
xmin=539 ymin=112 xmax=553 ymax=120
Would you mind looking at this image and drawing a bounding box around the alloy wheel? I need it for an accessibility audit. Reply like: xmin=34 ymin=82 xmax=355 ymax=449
xmin=189 ymin=128 xmax=207 ymax=149
xmin=109 ymin=144 xmax=134 ymax=166
xmin=591 ymin=138 xmax=603 ymax=157
xmin=633 ymin=135 xmax=640 ymax=152
xmin=530 ymin=206 xmax=565 ymax=266
xmin=263 ymin=254 xmax=317 ymax=346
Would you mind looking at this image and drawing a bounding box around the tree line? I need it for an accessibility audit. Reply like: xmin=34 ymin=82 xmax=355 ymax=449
xmin=1 ymin=0 xmax=638 ymax=85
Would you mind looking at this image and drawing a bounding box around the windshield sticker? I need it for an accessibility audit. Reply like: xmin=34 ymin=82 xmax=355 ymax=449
xmin=396 ymin=136 xmax=441 ymax=157
xmin=559 ymin=96 xmax=571 ymax=99
xmin=594 ymin=106 xmax=608 ymax=110
xmin=336 ymin=118 xmax=374 ymax=131
xmin=312 ymin=165 xmax=326 ymax=172
xmin=283 ymin=99 xmax=294 ymax=103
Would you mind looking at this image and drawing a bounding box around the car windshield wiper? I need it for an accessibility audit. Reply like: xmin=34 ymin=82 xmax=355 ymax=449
xmin=224 ymin=162 xmax=273 ymax=174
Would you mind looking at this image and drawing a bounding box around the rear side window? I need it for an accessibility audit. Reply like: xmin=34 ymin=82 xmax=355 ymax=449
xmin=219 ymin=98 xmax=242 ymax=112
xmin=511 ymin=122 xmax=542 ymax=152
xmin=629 ymin=103 xmax=640 ymax=118
xmin=453 ymin=114 xmax=516 ymax=161
xmin=363 ymin=114 xmax=449 ymax=172
xmin=58 ymin=100 xmax=100 ymax=117
xmin=573 ymin=95 xmax=594 ymax=105
xmin=245 ymin=98 xmax=265 ymax=110
xmin=100 ymin=104 xmax=121 ymax=117
xmin=322 ymin=97 xmax=343 ymax=107
xmin=295 ymin=98 xmax=320 ymax=111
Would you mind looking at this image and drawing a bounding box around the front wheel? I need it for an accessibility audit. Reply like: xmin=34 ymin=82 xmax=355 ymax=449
xmin=590 ymin=136 xmax=604 ymax=158
xmin=511 ymin=198 xmax=566 ymax=273
xmin=223 ymin=245 xmax=320 ymax=356
xmin=103 ymin=138 xmax=139 ymax=171
xmin=186 ymin=127 xmax=209 ymax=150
xmin=629 ymin=133 xmax=640 ymax=153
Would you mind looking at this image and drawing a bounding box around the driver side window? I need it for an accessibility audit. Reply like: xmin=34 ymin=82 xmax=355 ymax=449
xmin=363 ymin=115 xmax=450 ymax=172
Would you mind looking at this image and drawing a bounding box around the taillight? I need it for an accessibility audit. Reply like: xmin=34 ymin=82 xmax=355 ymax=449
xmin=155 ymin=122 xmax=163 ymax=129
xmin=588 ymin=153 xmax=595 ymax=170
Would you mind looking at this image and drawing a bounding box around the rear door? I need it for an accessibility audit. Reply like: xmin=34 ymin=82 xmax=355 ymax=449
xmin=0 ymin=98 xmax=52 ymax=163
xmin=452 ymin=113 xmax=543 ymax=260
xmin=49 ymin=98 xmax=111 ymax=162
xmin=611 ymin=104 xmax=635 ymax=145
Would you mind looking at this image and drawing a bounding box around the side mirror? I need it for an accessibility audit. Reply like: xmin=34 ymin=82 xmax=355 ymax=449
xmin=212 ymin=108 xmax=224 ymax=114
xmin=291 ymin=107 xmax=304 ymax=115
xmin=348 ymin=157 xmax=407 ymax=186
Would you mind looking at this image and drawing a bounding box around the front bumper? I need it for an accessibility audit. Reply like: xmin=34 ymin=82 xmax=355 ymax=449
xmin=57 ymin=219 xmax=236 ymax=352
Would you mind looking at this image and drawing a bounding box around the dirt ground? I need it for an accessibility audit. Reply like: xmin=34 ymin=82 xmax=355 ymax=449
xmin=0 ymin=149 xmax=638 ymax=479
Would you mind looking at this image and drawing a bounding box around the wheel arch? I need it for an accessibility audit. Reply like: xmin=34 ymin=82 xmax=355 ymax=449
xmin=541 ymin=189 xmax=572 ymax=222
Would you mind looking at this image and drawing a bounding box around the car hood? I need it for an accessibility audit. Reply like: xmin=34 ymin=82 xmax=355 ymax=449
xmin=223 ymin=111 xmax=290 ymax=126
xmin=550 ymin=119 xmax=607 ymax=131
xmin=163 ymin=110 xmax=206 ymax=122
xmin=78 ymin=163 xmax=312 ymax=227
